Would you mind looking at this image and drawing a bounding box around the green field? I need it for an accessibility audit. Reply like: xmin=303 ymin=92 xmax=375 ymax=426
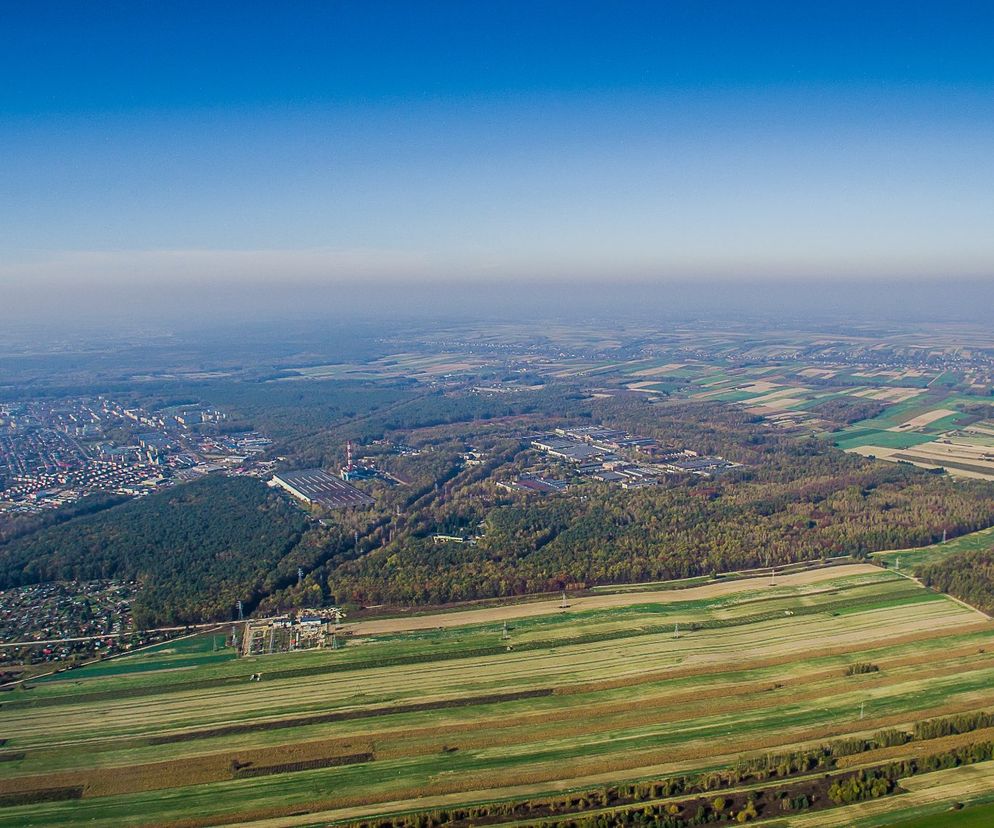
xmin=834 ymin=395 xmax=953 ymax=437
xmin=34 ymin=631 xmax=237 ymax=681
xmin=2 ymin=564 xmax=994 ymax=827
xmin=889 ymin=801 xmax=994 ymax=828
xmin=874 ymin=526 xmax=994 ymax=571
xmin=835 ymin=430 xmax=938 ymax=451
xmin=830 ymin=386 xmax=994 ymax=477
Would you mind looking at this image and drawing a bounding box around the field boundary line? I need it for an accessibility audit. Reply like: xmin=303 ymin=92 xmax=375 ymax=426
xmin=889 ymin=568 xmax=991 ymax=621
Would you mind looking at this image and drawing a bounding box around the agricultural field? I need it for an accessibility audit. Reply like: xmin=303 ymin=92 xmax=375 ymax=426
xmin=886 ymin=795 xmax=994 ymax=827
xmin=43 ymin=630 xmax=239 ymax=680
xmin=623 ymin=363 xmax=955 ymax=434
xmin=873 ymin=525 xmax=994 ymax=571
xmin=4 ymin=563 xmax=994 ymax=827
xmin=282 ymin=353 xmax=492 ymax=382
xmin=831 ymin=392 xmax=994 ymax=480
xmin=844 ymin=435 xmax=994 ymax=481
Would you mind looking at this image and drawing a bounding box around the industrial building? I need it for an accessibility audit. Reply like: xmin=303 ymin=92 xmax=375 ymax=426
xmin=271 ymin=468 xmax=374 ymax=509
xmin=498 ymin=476 xmax=570 ymax=494
xmin=529 ymin=437 xmax=606 ymax=463
xmin=524 ymin=426 xmax=737 ymax=488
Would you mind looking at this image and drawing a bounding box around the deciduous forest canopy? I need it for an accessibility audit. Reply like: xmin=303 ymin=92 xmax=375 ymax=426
xmin=0 ymin=477 xmax=308 ymax=626
xmin=5 ymin=386 xmax=991 ymax=625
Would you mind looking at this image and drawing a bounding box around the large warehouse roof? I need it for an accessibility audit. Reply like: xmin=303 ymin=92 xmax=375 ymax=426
xmin=272 ymin=469 xmax=374 ymax=509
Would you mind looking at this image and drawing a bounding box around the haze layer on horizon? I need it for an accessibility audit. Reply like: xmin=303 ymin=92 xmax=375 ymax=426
xmin=2 ymin=1 xmax=993 ymax=324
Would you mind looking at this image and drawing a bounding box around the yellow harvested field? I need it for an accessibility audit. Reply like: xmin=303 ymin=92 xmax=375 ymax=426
xmin=346 ymin=564 xmax=881 ymax=635
xmin=920 ymin=440 xmax=994 ymax=460
xmin=693 ymin=380 xmax=788 ymax=401
xmin=852 ymin=370 xmax=926 ymax=381
xmin=746 ymin=398 xmax=804 ymax=414
xmin=743 ymin=387 xmax=805 ymax=405
xmin=849 ymin=442 xmax=994 ymax=481
xmin=739 ymin=380 xmax=780 ymax=392
xmin=853 ymin=387 xmax=925 ymax=403
xmin=888 ymin=408 xmax=958 ymax=431
xmin=691 ymin=387 xmax=734 ymax=399
xmin=894 ymin=441 xmax=994 ymax=478
xmin=890 ymin=388 xmax=927 ymax=402
xmin=628 ymin=363 xmax=686 ymax=378
xmin=966 ymin=424 xmax=994 ymax=437
xmin=848 ymin=445 xmax=935 ymax=464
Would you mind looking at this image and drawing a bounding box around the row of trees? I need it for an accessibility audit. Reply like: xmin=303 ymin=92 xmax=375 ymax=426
xmin=358 ymin=713 xmax=994 ymax=828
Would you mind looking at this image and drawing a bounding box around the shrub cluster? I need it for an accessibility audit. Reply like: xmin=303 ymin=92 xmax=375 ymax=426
xmin=844 ymin=662 xmax=880 ymax=675
xmin=827 ymin=769 xmax=893 ymax=804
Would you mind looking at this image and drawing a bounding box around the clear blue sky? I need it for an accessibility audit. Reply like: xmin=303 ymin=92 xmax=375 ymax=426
xmin=3 ymin=1 xmax=994 ymax=301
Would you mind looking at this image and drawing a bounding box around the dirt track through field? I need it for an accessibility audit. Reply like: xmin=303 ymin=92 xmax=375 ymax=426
xmin=345 ymin=565 xmax=881 ymax=635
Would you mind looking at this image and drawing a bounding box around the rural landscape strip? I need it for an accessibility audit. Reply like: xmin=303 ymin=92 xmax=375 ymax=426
xmin=146 ymin=689 xmax=555 ymax=744
xmin=104 ymin=725 xmax=994 ymax=828
xmin=6 ymin=626 xmax=994 ymax=805
xmin=11 ymin=629 xmax=994 ymax=787
xmin=4 ymin=562 xmax=994 ymax=827
xmin=0 ymin=566 xmax=903 ymax=711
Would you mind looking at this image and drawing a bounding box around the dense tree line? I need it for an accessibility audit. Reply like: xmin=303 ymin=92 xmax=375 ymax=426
xmin=0 ymin=492 xmax=126 ymax=544
xmin=809 ymin=397 xmax=887 ymax=428
xmin=826 ymin=769 xmax=893 ymax=804
xmin=918 ymin=548 xmax=994 ymax=613
xmin=0 ymin=477 xmax=309 ymax=626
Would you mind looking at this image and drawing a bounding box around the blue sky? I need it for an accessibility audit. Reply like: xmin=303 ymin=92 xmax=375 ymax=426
xmin=3 ymin=1 xmax=994 ymax=297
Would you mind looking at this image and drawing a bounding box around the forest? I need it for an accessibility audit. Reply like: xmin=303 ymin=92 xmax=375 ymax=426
xmin=275 ymin=396 xmax=994 ymax=608
xmin=0 ymin=491 xmax=126 ymax=544
xmin=918 ymin=548 xmax=994 ymax=613
xmin=0 ymin=477 xmax=310 ymax=626
xmin=5 ymin=385 xmax=994 ymax=623
xmin=326 ymin=455 xmax=994 ymax=605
